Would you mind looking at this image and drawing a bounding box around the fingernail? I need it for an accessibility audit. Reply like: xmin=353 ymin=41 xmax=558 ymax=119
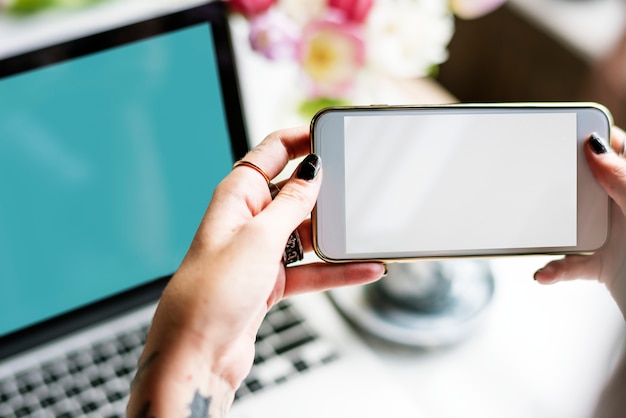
xmin=534 ymin=265 xmax=557 ymax=284
xmin=589 ymin=133 xmax=608 ymax=154
xmin=296 ymin=154 xmax=321 ymax=181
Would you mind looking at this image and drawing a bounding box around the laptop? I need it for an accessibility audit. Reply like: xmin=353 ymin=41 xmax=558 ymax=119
xmin=0 ymin=2 xmax=420 ymax=417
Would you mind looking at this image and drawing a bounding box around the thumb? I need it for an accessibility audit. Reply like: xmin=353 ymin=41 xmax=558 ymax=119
xmin=259 ymin=154 xmax=322 ymax=241
xmin=586 ymin=131 xmax=626 ymax=216
xmin=534 ymin=254 xmax=601 ymax=284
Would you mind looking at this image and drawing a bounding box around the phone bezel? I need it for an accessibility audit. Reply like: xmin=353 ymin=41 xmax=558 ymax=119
xmin=311 ymin=103 xmax=613 ymax=262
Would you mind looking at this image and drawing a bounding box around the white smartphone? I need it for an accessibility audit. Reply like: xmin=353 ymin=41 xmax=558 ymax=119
xmin=311 ymin=103 xmax=613 ymax=262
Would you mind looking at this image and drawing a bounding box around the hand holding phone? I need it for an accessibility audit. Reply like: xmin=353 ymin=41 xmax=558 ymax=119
xmin=311 ymin=103 xmax=612 ymax=262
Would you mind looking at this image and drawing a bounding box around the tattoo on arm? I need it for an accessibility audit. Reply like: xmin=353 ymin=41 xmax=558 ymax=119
xmin=130 ymin=353 xmax=216 ymax=418
xmin=131 ymin=351 xmax=160 ymax=389
xmin=188 ymin=390 xmax=212 ymax=418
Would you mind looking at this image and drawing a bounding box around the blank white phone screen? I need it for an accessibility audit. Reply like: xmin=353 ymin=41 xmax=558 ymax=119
xmin=344 ymin=112 xmax=577 ymax=253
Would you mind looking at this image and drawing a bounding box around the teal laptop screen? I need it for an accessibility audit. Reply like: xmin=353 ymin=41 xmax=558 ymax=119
xmin=0 ymin=23 xmax=235 ymax=336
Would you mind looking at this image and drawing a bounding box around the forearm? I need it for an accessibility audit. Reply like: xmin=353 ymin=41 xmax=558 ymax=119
xmin=127 ymin=336 xmax=237 ymax=418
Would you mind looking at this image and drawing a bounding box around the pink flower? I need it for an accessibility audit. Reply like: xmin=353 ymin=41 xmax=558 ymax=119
xmin=450 ymin=0 xmax=506 ymax=19
xmin=249 ymin=9 xmax=301 ymax=60
xmin=328 ymin=0 xmax=374 ymax=23
xmin=297 ymin=16 xmax=365 ymax=97
xmin=229 ymin=0 xmax=276 ymax=17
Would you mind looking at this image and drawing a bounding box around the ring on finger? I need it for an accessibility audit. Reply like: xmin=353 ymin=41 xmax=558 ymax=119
xmin=233 ymin=159 xmax=270 ymax=185
xmin=283 ymin=229 xmax=304 ymax=265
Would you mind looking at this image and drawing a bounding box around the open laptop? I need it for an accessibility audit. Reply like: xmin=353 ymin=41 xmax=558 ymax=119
xmin=0 ymin=2 xmax=420 ymax=417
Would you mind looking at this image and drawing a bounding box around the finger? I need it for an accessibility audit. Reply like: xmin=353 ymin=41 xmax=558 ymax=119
xmin=534 ymin=254 xmax=601 ymax=284
xmin=232 ymin=126 xmax=311 ymax=185
xmin=283 ymin=262 xmax=386 ymax=297
xmin=258 ymin=154 xmax=322 ymax=242
xmin=271 ymin=182 xmax=314 ymax=253
xmin=586 ymin=132 xmax=626 ymax=215
xmin=536 ymin=200 xmax=626 ymax=285
xmin=206 ymin=127 xmax=312 ymax=234
xmin=610 ymin=126 xmax=626 ymax=154
xmin=295 ymin=218 xmax=313 ymax=253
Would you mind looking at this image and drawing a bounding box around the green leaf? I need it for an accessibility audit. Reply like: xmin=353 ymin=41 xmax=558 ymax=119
xmin=298 ymin=97 xmax=352 ymax=120
xmin=7 ymin=0 xmax=105 ymax=15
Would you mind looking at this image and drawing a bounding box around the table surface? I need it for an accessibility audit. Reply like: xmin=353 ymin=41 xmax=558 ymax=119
xmin=1 ymin=2 xmax=625 ymax=417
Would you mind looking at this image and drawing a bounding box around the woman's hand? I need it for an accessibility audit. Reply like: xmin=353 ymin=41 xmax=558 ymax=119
xmin=126 ymin=126 xmax=385 ymax=418
xmin=535 ymin=127 xmax=626 ymax=318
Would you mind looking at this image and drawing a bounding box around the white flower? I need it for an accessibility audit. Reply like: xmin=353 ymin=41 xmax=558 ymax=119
xmin=365 ymin=0 xmax=455 ymax=78
xmin=277 ymin=0 xmax=327 ymax=25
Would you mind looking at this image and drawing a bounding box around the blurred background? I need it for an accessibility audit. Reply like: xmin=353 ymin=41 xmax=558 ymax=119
xmin=436 ymin=0 xmax=626 ymax=126
xmin=2 ymin=0 xmax=626 ymax=124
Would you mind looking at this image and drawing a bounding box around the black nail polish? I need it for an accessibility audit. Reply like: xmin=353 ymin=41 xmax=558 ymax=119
xmin=382 ymin=263 xmax=388 ymax=278
xmin=589 ymin=133 xmax=608 ymax=154
xmin=296 ymin=154 xmax=321 ymax=181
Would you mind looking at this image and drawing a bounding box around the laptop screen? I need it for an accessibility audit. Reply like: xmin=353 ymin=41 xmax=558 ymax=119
xmin=0 ymin=3 xmax=248 ymax=341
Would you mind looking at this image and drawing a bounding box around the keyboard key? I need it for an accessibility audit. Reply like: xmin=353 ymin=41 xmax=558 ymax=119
xmin=292 ymin=358 xmax=309 ymax=372
xmin=0 ymin=402 xmax=16 ymax=418
xmin=275 ymin=334 xmax=316 ymax=355
xmin=92 ymin=340 xmax=118 ymax=361
xmin=115 ymin=331 xmax=143 ymax=354
xmin=35 ymin=381 xmax=65 ymax=407
xmin=252 ymin=340 xmax=275 ymax=365
xmin=97 ymin=401 xmax=126 ymax=418
xmin=266 ymin=310 xmax=304 ymax=334
xmin=0 ymin=378 xmax=18 ymax=403
xmin=41 ymin=361 xmax=69 ymax=385
xmin=14 ymin=405 xmax=32 ymax=417
xmin=245 ymin=378 xmax=263 ymax=393
xmin=15 ymin=370 xmax=44 ymax=394
xmin=62 ymin=374 xmax=90 ymax=398
xmin=253 ymin=356 xmax=295 ymax=385
xmin=66 ymin=351 xmax=93 ymax=375
xmin=103 ymin=376 xmax=130 ymax=397
xmin=256 ymin=320 xmax=274 ymax=341
xmin=78 ymin=392 xmax=106 ymax=414
xmin=51 ymin=396 xmax=83 ymax=417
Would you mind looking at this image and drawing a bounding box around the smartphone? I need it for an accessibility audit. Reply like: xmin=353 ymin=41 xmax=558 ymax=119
xmin=311 ymin=103 xmax=613 ymax=262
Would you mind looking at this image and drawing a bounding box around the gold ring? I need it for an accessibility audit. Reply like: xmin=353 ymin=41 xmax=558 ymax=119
xmin=232 ymin=159 xmax=270 ymax=185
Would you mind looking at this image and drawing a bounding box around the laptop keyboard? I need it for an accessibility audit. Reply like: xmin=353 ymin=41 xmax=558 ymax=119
xmin=0 ymin=300 xmax=339 ymax=418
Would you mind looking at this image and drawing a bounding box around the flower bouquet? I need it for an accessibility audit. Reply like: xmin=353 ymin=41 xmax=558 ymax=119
xmin=230 ymin=0 xmax=506 ymax=117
